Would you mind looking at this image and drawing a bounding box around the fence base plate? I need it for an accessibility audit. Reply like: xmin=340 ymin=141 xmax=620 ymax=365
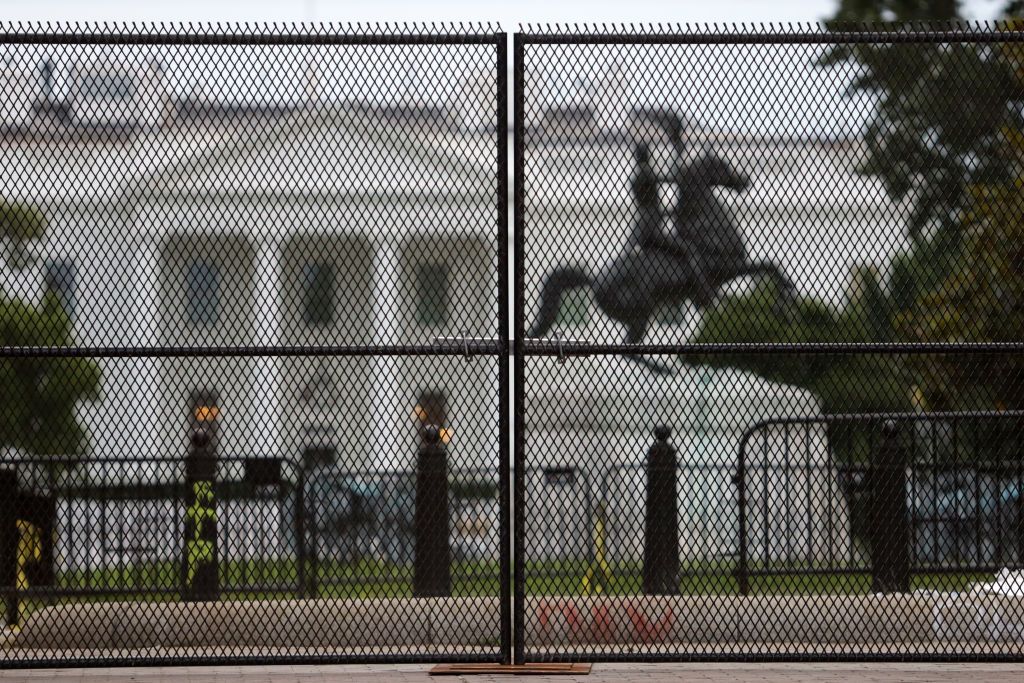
xmin=430 ymin=663 xmax=591 ymax=675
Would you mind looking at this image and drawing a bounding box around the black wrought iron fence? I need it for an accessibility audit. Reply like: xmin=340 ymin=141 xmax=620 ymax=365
xmin=1 ymin=455 xmax=304 ymax=620
xmin=737 ymin=412 xmax=1024 ymax=594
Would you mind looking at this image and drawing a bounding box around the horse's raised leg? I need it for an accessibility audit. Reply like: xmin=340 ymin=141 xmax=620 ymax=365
xmin=624 ymin=317 xmax=675 ymax=376
xmin=527 ymin=266 xmax=592 ymax=338
xmin=689 ymin=253 xmax=718 ymax=309
xmin=733 ymin=261 xmax=796 ymax=320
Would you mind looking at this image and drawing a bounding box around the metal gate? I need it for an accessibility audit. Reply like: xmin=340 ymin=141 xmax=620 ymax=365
xmin=4 ymin=20 xmax=1024 ymax=668
xmin=513 ymin=24 xmax=1024 ymax=662
xmin=0 ymin=22 xmax=508 ymax=666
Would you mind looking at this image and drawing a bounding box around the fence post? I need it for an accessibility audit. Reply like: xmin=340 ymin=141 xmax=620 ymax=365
xmin=0 ymin=469 xmax=18 ymax=627
xmin=643 ymin=425 xmax=680 ymax=595
xmin=183 ymin=429 xmax=219 ymax=601
xmin=414 ymin=425 xmax=451 ymax=597
xmin=869 ymin=420 xmax=911 ymax=593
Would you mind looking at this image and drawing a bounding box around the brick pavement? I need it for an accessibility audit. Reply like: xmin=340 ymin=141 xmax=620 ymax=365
xmin=2 ymin=663 xmax=1023 ymax=682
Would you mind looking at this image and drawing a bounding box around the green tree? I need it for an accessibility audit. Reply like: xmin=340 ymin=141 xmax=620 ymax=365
xmin=690 ymin=279 xmax=910 ymax=461
xmin=897 ymin=82 xmax=1024 ymax=411
xmin=1 ymin=200 xmax=100 ymax=459
xmin=690 ymin=3 xmax=1024 ymax=464
xmin=822 ymin=1 xmax=1023 ymax=241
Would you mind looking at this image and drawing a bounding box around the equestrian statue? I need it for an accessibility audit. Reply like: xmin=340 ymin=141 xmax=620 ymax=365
xmin=526 ymin=118 xmax=795 ymax=375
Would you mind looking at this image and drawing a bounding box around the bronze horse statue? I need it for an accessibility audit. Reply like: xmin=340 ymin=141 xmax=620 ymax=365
xmin=527 ymin=140 xmax=795 ymax=375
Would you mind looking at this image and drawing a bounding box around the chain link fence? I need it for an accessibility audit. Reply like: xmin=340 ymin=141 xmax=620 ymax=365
xmin=0 ymin=22 xmax=508 ymax=666
xmin=3 ymin=20 xmax=1024 ymax=667
xmin=514 ymin=23 xmax=1024 ymax=661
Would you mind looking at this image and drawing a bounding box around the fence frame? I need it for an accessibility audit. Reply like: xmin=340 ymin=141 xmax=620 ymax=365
xmin=0 ymin=22 xmax=509 ymax=669
xmin=736 ymin=411 xmax=1024 ymax=595
xmin=5 ymin=20 xmax=1024 ymax=668
xmin=512 ymin=23 xmax=1024 ymax=664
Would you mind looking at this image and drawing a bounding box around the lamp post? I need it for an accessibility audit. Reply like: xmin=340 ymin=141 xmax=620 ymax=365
xmin=413 ymin=425 xmax=451 ymax=597
xmin=183 ymin=427 xmax=219 ymax=601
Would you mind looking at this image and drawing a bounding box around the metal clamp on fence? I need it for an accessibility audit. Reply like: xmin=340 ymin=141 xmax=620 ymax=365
xmin=432 ymin=335 xmax=507 ymax=355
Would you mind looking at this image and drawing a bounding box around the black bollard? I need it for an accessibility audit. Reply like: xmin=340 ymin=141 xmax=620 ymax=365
xmin=0 ymin=470 xmax=18 ymax=626
xmin=183 ymin=429 xmax=219 ymax=601
xmin=868 ymin=420 xmax=911 ymax=593
xmin=1016 ymin=491 xmax=1024 ymax=566
xmin=413 ymin=425 xmax=451 ymax=597
xmin=643 ymin=425 xmax=680 ymax=595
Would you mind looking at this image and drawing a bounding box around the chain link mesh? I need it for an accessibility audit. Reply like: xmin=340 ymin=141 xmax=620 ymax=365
xmin=0 ymin=23 xmax=507 ymax=666
xmin=4 ymin=20 xmax=1024 ymax=667
xmin=515 ymin=24 xmax=1024 ymax=662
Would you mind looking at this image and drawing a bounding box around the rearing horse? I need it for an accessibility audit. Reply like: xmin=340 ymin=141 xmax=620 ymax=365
xmin=527 ymin=146 xmax=795 ymax=374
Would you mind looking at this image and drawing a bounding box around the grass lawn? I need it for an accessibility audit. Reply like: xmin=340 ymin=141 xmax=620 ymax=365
xmin=11 ymin=557 xmax=994 ymax=614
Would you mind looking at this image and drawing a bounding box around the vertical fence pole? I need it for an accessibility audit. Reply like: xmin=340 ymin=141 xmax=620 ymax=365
xmin=511 ymin=30 xmax=527 ymax=667
xmin=495 ymin=29 xmax=512 ymax=665
xmin=295 ymin=466 xmax=309 ymax=598
xmin=413 ymin=425 xmax=451 ymax=597
xmin=869 ymin=419 xmax=911 ymax=593
xmin=735 ymin=435 xmax=750 ymax=596
xmin=643 ymin=426 xmax=680 ymax=595
xmin=1017 ymin=479 xmax=1024 ymax=566
xmin=183 ymin=430 xmax=219 ymax=602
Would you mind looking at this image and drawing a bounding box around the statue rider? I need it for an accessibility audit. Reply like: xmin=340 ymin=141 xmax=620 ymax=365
xmin=628 ymin=140 xmax=719 ymax=309
xmin=627 ymin=143 xmax=665 ymax=250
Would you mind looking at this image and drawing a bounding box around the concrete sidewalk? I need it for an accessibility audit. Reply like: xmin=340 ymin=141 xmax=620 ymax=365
xmin=2 ymin=663 xmax=1023 ymax=682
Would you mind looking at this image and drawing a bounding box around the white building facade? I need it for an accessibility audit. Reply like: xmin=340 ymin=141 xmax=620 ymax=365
xmin=0 ymin=55 xmax=905 ymax=563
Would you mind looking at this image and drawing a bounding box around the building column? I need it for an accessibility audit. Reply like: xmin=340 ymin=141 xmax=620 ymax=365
xmin=255 ymin=238 xmax=283 ymax=459
xmin=372 ymin=240 xmax=403 ymax=471
xmin=130 ymin=239 xmax=160 ymax=476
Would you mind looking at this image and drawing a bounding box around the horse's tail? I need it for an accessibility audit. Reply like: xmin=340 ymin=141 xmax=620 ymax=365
xmin=527 ymin=266 xmax=592 ymax=338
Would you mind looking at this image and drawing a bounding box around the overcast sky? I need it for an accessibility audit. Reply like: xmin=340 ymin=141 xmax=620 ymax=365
xmin=0 ymin=0 xmax=1008 ymax=25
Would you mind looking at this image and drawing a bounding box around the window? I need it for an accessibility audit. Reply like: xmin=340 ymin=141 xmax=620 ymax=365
xmin=555 ymin=287 xmax=591 ymax=328
xmin=44 ymin=259 xmax=77 ymax=320
xmin=81 ymin=72 xmax=135 ymax=100
xmin=415 ymin=262 xmax=450 ymax=327
xmin=302 ymin=262 xmax=336 ymax=327
xmin=302 ymin=446 xmax=337 ymax=470
xmin=186 ymin=260 xmax=220 ymax=326
xmin=299 ymin=370 xmax=335 ymax=405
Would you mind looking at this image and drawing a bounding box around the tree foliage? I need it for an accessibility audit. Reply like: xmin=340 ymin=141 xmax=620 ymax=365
xmin=898 ymin=102 xmax=1024 ymax=410
xmin=692 ymin=2 xmax=1024 ymax=424
xmin=1 ymin=200 xmax=100 ymax=458
xmin=691 ymin=281 xmax=910 ymax=416
xmin=821 ymin=1 xmax=1024 ymax=240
